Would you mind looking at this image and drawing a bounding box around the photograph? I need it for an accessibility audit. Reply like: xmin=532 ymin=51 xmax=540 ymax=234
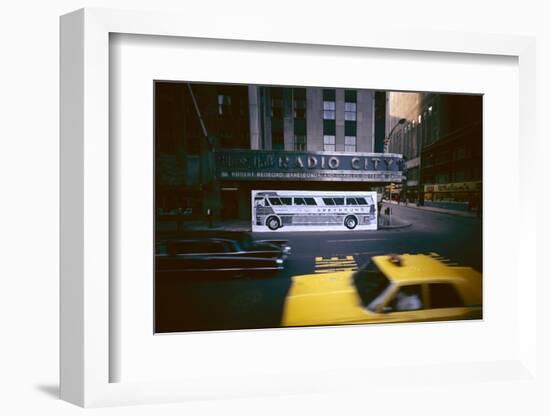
xmin=154 ymin=82 xmax=483 ymax=333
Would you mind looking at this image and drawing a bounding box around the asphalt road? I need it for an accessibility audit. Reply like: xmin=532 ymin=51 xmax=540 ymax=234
xmin=155 ymin=205 xmax=482 ymax=333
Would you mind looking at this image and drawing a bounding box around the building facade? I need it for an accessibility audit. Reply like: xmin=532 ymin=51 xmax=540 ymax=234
xmin=155 ymin=82 xmax=404 ymax=222
xmin=386 ymin=92 xmax=482 ymax=210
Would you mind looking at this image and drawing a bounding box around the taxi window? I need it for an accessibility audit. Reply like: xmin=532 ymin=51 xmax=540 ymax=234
xmin=428 ymin=283 xmax=464 ymax=308
xmin=353 ymin=262 xmax=391 ymax=310
xmin=390 ymin=285 xmax=424 ymax=311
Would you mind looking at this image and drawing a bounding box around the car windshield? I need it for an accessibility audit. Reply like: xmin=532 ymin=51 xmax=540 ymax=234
xmin=352 ymin=261 xmax=391 ymax=311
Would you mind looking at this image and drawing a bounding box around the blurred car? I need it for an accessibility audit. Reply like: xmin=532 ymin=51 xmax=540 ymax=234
xmin=158 ymin=236 xmax=290 ymax=260
xmin=282 ymin=253 xmax=482 ymax=327
xmin=156 ymin=254 xmax=284 ymax=279
xmin=163 ymin=230 xmax=291 ymax=256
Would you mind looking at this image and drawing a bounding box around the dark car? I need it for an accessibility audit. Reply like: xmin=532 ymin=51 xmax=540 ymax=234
xmin=158 ymin=237 xmax=290 ymax=260
xmin=156 ymin=254 xmax=284 ymax=280
xmin=160 ymin=231 xmax=291 ymax=257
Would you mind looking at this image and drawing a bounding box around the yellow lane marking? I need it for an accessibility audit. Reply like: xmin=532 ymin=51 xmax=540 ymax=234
xmin=315 ymin=256 xmax=354 ymax=261
xmin=314 ymin=255 xmax=357 ymax=274
xmin=316 ymin=260 xmax=357 ymax=267
xmin=428 ymin=252 xmax=462 ymax=266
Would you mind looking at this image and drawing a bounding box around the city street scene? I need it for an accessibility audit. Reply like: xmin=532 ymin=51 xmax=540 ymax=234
xmin=155 ymin=82 xmax=482 ymax=333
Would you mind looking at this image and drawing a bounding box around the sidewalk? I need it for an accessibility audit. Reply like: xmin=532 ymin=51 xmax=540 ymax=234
xmin=378 ymin=213 xmax=412 ymax=229
xmin=386 ymin=200 xmax=480 ymax=218
xmin=157 ymin=219 xmax=251 ymax=233
xmin=157 ymin=216 xmax=411 ymax=233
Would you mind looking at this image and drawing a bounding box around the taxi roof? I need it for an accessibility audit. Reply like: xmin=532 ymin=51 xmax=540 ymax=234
xmin=371 ymin=254 xmax=477 ymax=284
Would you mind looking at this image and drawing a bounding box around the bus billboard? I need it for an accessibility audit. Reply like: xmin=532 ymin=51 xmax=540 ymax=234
xmin=252 ymin=190 xmax=378 ymax=232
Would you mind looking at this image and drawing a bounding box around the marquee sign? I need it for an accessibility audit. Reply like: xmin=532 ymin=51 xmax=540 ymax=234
xmin=216 ymin=150 xmax=405 ymax=182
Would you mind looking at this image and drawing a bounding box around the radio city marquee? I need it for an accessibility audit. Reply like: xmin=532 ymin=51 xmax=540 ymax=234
xmin=215 ymin=150 xmax=405 ymax=182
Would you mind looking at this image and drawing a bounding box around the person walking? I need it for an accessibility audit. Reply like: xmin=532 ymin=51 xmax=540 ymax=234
xmin=206 ymin=207 xmax=213 ymax=228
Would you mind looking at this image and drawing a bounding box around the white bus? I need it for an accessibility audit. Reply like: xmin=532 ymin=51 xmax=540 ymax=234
xmin=252 ymin=190 xmax=377 ymax=232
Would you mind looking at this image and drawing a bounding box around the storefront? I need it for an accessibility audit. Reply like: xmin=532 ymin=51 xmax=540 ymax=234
xmin=423 ymin=181 xmax=482 ymax=211
xmin=214 ymin=149 xmax=405 ymax=220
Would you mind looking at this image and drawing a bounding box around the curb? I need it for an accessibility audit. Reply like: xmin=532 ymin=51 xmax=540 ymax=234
xmin=379 ymin=222 xmax=413 ymax=230
xmin=385 ymin=202 xmax=479 ymax=219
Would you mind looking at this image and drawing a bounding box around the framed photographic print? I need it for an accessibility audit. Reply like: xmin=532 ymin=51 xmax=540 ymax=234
xmin=60 ymin=7 xmax=540 ymax=409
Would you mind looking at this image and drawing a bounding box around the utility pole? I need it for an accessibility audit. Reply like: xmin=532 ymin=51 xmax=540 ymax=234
xmin=186 ymin=83 xmax=220 ymax=225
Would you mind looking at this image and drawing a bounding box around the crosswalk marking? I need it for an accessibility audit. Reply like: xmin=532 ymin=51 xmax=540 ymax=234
xmin=314 ymin=255 xmax=357 ymax=274
xmin=428 ymin=252 xmax=461 ymax=266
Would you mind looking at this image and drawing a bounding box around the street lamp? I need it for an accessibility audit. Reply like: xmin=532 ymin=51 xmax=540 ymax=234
xmin=382 ymin=118 xmax=406 ymax=219
xmin=383 ymin=118 xmax=406 ymax=153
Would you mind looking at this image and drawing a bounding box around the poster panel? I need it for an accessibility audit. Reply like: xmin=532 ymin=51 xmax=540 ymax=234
xmin=252 ymin=190 xmax=378 ymax=232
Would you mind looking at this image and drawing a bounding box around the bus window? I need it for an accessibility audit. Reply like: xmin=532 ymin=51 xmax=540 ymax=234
xmin=280 ymin=197 xmax=292 ymax=205
xmin=333 ymin=197 xmax=344 ymax=205
xmin=254 ymin=197 xmax=265 ymax=207
xmin=322 ymin=198 xmax=335 ymax=206
xmin=268 ymin=198 xmax=282 ymax=206
xmin=346 ymin=198 xmax=358 ymax=205
xmin=304 ymin=198 xmax=317 ymax=206
xmin=294 ymin=198 xmax=306 ymax=205
xmin=356 ymin=197 xmax=368 ymax=205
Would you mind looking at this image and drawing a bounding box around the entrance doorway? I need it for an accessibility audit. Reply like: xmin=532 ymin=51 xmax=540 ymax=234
xmin=220 ymin=189 xmax=239 ymax=220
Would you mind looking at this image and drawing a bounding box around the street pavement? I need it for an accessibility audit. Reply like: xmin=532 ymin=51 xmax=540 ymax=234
xmin=155 ymin=205 xmax=482 ymax=332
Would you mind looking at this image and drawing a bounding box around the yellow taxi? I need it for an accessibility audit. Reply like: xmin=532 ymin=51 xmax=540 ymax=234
xmin=282 ymin=254 xmax=482 ymax=327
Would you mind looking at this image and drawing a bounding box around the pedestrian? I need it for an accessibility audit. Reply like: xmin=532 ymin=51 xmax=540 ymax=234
xmin=206 ymin=207 xmax=213 ymax=228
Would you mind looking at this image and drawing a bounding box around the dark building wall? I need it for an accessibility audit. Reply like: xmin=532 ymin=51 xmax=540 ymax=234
xmin=385 ymin=91 xmax=482 ymax=207
xmin=374 ymin=91 xmax=386 ymax=153
xmin=155 ymin=82 xmax=251 ymax=214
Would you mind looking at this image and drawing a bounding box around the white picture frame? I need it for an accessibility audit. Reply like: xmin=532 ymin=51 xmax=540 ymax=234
xmin=60 ymin=7 xmax=541 ymax=408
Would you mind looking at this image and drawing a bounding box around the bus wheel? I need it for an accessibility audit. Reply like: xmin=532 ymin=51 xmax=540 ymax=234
xmin=266 ymin=216 xmax=280 ymax=230
xmin=344 ymin=215 xmax=358 ymax=229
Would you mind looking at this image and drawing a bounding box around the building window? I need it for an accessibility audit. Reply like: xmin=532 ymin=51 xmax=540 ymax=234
xmin=294 ymin=135 xmax=306 ymax=151
xmin=344 ymin=89 xmax=357 ymax=103
xmin=344 ymin=102 xmax=357 ymax=121
xmin=323 ymin=135 xmax=335 ymax=151
xmin=272 ymin=133 xmax=284 ymax=150
xmin=323 ymin=100 xmax=335 ymax=119
xmin=323 ymin=89 xmax=336 ymax=101
xmin=271 ymin=97 xmax=283 ymax=118
xmin=293 ymin=88 xmax=306 ymax=119
xmin=217 ymin=94 xmax=231 ymax=115
xmin=323 ymin=119 xmax=336 ymax=136
xmin=435 ymin=173 xmax=449 ymax=184
xmin=294 ymin=99 xmax=306 ymax=119
xmin=454 ymin=170 xmax=466 ymax=182
xmin=344 ymin=136 xmax=356 ymax=152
